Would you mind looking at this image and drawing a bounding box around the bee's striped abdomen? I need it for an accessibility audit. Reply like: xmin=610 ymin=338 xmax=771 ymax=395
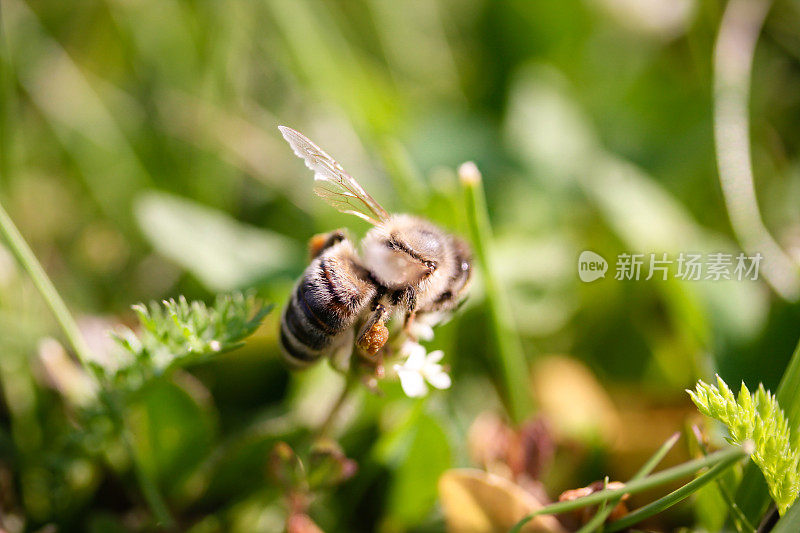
xmin=280 ymin=239 xmax=376 ymax=368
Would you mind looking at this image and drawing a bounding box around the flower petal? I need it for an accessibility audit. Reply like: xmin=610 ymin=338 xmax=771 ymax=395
xmin=427 ymin=350 xmax=445 ymax=364
xmin=397 ymin=369 xmax=428 ymax=397
xmin=410 ymin=322 xmax=435 ymax=341
xmin=426 ymin=368 xmax=452 ymax=390
xmin=402 ymin=342 xmax=427 ymax=370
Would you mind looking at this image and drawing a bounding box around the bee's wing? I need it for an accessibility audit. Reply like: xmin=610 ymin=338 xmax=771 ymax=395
xmin=279 ymin=126 xmax=390 ymax=225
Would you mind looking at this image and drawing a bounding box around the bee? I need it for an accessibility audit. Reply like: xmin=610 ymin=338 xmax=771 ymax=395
xmin=278 ymin=126 xmax=472 ymax=370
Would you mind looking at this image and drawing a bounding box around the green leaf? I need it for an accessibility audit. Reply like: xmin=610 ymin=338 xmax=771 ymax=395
xmin=773 ymin=499 xmax=800 ymax=533
xmin=135 ymin=192 xmax=301 ymax=292
xmin=382 ymin=412 xmax=451 ymax=528
xmin=126 ymin=379 xmax=215 ymax=498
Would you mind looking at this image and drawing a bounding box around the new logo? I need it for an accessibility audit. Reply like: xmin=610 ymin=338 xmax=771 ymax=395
xmin=578 ymin=251 xmax=608 ymax=282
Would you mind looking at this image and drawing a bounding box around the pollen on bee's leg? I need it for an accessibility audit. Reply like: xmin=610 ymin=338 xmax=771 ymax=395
xmin=357 ymin=321 xmax=389 ymax=357
xmin=308 ymin=230 xmax=345 ymax=259
xmin=308 ymin=234 xmax=328 ymax=259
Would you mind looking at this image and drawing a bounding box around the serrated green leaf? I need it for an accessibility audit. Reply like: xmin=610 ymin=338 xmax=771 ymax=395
xmin=99 ymin=292 xmax=271 ymax=394
xmin=689 ymin=377 xmax=800 ymax=514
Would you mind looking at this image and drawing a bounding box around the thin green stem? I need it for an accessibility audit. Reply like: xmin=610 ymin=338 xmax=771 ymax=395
xmin=577 ymin=432 xmax=680 ymax=533
xmin=715 ymin=477 xmax=757 ymax=533
xmin=0 ymin=202 xmax=94 ymax=366
xmin=606 ymin=452 xmax=744 ymax=531
xmin=460 ymin=162 xmax=533 ymax=424
xmin=315 ymin=372 xmax=356 ymax=440
xmin=0 ymin=202 xmax=175 ymax=528
xmin=511 ymin=444 xmax=748 ymax=532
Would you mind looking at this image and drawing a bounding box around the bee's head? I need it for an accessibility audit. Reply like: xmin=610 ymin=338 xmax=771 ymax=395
xmin=363 ymin=215 xmax=446 ymax=288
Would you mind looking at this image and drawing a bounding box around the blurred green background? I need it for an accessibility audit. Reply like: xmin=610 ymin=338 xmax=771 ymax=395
xmin=1 ymin=0 xmax=800 ymax=531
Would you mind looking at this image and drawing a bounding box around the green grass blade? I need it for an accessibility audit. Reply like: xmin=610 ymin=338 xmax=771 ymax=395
xmin=576 ymin=432 xmax=680 ymax=533
xmin=776 ymin=336 xmax=800 ymax=449
xmin=689 ymin=425 xmax=756 ymax=532
xmin=772 ymin=499 xmax=800 ymax=533
xmin=460 ymin=163 xmax=534 ymax=423
xmin=0 ymin=202 xmax=94 ymax=367
xmin=712 ymin=0 xmax=799 ymax=299
xmin=635 ymin=432 xmax=683 ymax=480
xmin=605 ymin=453 xmax=744 ymax=532
xmin=510 ymin=445 xmax=748 ymax=532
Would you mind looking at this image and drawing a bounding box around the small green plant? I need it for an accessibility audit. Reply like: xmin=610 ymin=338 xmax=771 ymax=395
xmin=105 ymin=293 xmax=272 ymax=390
xmin=689 ymin=375 xmax=800 ymax=515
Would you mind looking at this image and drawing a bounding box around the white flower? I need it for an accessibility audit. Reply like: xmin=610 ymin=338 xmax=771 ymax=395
xmin=393 ymin=341 xmax=451 ymax=398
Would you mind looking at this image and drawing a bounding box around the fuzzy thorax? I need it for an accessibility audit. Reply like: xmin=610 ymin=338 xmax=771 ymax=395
xmin=361 ymin=215 xmax=453 ymax=298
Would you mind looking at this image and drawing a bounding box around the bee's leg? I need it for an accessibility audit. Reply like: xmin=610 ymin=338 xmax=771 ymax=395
xmin=404 ymin=310 xmax=417 ymax=334
xmin=402 ymin=311 xmax=422 ymax=344
xmin=308 ymin=229 xmax=346 ymax=259
xmin=397 ymin=288 xmax=419 ymax=339
xmin=356 ymin=303 xmax=390 ymax=359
